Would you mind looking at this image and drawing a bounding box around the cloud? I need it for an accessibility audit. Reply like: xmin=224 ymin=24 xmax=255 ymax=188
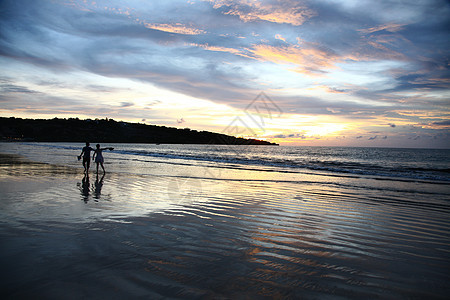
xmin=431 ymin=120 xmax=450 ymax=127
xmin=207 ymin=0 xmax=316 ymax=26
xmin=247 ymin=43 xmax=343 ymax=76
xmin=189 ymin=43 xmax=247 ymax=57
xmin=120 ymin=102 xmax=134 ymax=107
xmin=147 ymin=100 xmax=161 ymax=106
xmin=0 ymin=0 xmax=449 ymax=148
xmin=316 ymin=86 xmax=348 ymax=94
xmin=275 ymin=34 xmax=286 ymax=42
xmin=84 ymin=85 xmax=128 ymax=93
xmin=144 ymin=23 xmax=206 ymax=35
xmin=358 ymin=23 xmax=406 ymax=34
xmin=0 ymin=83 xmax=40 ymax=95
xmin=389 ymin=73 xmax=450 ymax=92
xmin=273 ymin=133 xmax=306 ymax=139
xmin=326 ymin=108 xmax=341 ymax=114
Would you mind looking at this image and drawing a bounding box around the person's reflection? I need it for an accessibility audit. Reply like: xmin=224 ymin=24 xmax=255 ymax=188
xmin=79 ymin=173 xmax=90 ymax=203
xmin=94 ymin=173 xmax=105 ymax=200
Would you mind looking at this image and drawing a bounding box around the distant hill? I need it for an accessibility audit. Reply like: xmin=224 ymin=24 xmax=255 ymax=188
xmin=0 ymin=117 xmax=278 ymax=145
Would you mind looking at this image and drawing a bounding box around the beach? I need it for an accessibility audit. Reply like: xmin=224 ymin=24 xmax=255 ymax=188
xmin=1 ymin=143 xmax=449 ymax=299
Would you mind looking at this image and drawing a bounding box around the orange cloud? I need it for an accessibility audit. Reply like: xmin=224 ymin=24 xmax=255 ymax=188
xmin=208 ymin=0 xmax=315 ymax=26
xmin=275 ymin=34 xmax=286 ymax=42
xmin=189 ymin=43 xmax=246 ymax=57
xmin=247 ymin=44 xmax=343 ymax=76
xmin=144 ymin=23 xmax=205 ymax=35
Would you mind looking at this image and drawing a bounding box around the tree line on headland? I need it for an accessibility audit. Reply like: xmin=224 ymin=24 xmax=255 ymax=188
xmin=0 ymin=117 xmax=278 ymax=145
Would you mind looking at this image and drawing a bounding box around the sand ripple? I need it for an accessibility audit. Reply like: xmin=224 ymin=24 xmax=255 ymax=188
xmin=1 ymin=161 xmax=449 ymax=298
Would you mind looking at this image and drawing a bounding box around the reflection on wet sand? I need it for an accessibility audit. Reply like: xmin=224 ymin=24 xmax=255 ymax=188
xmin=79 ymin=174 xmax=90 ymax=203
xmin=78 ymin=173 xmax=105 ymax=202
xmin=1 ymin=152 xmax=450 ymax=299
xmin=94 ymin=173 xmax=105 ymax=200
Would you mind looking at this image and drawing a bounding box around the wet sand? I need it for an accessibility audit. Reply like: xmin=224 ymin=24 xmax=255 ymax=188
xmin=1 ymin=153 xmax=450 ymax=299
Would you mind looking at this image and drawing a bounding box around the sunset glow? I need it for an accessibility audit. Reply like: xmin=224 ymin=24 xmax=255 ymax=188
xmin=0 ymin=0 xmax=448 ymax=148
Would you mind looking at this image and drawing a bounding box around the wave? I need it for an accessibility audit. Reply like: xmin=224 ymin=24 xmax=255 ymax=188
xmin=16 ymin=143 xmax=450 ymax=182
xmin=112 ymin=148 xmax=450 ymax=182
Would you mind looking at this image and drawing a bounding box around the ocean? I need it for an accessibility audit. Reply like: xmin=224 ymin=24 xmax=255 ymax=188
xmin=1 ymin=142 xmax=449 ymax=298
xmin=4 ymin=142 xmax=450 ymax=180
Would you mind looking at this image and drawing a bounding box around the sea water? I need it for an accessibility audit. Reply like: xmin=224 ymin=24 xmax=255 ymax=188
xmin=3 ymin=142 xmax=450 ymax=180
xmin=0 ymin=142 xmax=449 ymax=298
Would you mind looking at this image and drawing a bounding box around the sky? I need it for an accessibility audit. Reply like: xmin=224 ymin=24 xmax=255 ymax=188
xmin=0 ymin=0 xmax=449 ymax=148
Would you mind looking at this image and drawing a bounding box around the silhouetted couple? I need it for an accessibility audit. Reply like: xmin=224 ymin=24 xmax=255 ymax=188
xmin=79 ymin=142 xmax=114 ymax=174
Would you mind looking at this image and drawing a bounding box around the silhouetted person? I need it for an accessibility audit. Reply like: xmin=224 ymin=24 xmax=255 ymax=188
xmin=79 ymin=142 xmax=94 ymax=173
xmin=93 ymin=144 xmax=114 ymax=174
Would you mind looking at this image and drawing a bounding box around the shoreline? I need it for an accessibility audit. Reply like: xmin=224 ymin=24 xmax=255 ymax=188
xmin=1 ymin=142 xmax=449 ymax=184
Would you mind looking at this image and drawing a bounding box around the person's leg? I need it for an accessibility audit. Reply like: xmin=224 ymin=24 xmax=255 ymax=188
xmin=96 ymin=162 xmax=99 ymax=174
xmin=100 ymin=162 xmax=105 ymax=173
